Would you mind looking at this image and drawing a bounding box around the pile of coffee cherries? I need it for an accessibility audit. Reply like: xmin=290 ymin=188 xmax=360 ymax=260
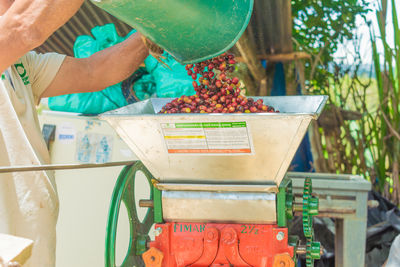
xmin=159 ymin=53 xmax=278 ymax=114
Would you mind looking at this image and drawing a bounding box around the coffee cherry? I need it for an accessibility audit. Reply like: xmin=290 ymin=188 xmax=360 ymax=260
xmin=158 ymin=53 xmax=278 ymax=114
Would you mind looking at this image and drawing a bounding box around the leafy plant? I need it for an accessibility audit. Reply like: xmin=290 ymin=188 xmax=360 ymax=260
xmin=369 ymin=0 xmax=400 ymax=202
xmin=292 ymin=0 xmax=370 ymax=92
xmin=293 ymin=0 xmax=400 ymax=203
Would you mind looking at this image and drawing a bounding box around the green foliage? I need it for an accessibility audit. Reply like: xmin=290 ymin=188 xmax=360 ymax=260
xmin=292 ymin=0 xmax=370 ymax=91
xmin=292 ymin=0 xmax=400 ymax=202
xmin=369 ymin=0 xmax=400 ymax=201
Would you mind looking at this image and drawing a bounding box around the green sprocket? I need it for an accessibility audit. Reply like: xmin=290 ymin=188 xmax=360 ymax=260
xmin=302 ymin=178 xmax=312 ymax=238
xmin=302 ymin=177 xmax=321 ymax=267
xmin=306 ymin=239 xmax=321 ymax=267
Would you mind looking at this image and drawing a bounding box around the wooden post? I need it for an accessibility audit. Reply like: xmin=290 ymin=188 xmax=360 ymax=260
xmin=235 ymin=30 xmax=267 ymax=95
xmin=284 ymin=61 xmax=297 ymax=95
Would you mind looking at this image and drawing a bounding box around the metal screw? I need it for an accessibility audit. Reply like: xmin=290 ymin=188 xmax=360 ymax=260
xmin=154 ymin=227 xmax=163 ymax=236
xmin=276 ymin=231 xmax=285 ymax=241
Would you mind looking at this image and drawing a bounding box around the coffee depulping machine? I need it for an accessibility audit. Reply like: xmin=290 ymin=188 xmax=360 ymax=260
xmin=90 ymin=0 xmax=325 ymax=265
xmin=99 ymin=95 xmax=328 ymax=267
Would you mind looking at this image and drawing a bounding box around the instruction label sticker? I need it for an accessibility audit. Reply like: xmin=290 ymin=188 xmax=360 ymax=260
xmin=160 ymin=122 xmax=253 ymax=154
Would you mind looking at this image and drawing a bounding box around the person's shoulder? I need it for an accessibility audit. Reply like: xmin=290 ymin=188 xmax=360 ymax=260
xmin=23 ymin=51 xmax=64 ymax=62
xmin=16 ymin=51 xmax=38 ymax=68
xmin=12 ymin=52 xmax=33 ymax=65
xmin=20 ymin=51 xmax=65 ymax=73
xmin=22 ymin=51 xmax=38 ymax=60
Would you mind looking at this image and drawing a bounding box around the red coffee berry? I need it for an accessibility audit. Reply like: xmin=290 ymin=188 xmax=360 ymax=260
xmin=158 ymin=53 xmax=279 ymax=114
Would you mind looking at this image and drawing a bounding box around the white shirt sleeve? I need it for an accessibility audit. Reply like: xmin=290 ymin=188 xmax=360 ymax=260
xmin=24 ymin=51 xmax=66 ymax=102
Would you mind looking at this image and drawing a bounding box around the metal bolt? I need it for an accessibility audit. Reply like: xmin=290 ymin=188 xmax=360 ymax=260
xmin=205 ymin=228 xmax=218 ymax=242
xmin=223 ymin=232 xmax=234 ymax=242
xmin=139 ymin=199 xmax=154 ymax=208
xmin=296 ymin=245 xmax=324 ymax=256
xmin=154 ymin=227 xmax=163 ymax=236
xmin=296 ymin=246 xmax=307 ymax=255
xmin=276 ymin=231 xmax=285 ymax=241
xmin=222 ymin=228 xmax=237 ymax=244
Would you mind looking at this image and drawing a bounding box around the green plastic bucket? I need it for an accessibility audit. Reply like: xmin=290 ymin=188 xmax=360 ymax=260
xmin=91 ymin=0 xmax=254 ymax=64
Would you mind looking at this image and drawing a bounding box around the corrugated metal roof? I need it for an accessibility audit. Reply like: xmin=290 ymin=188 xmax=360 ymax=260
xmin=248 ymin=0 xmax=293 ymax=55
xmin=35 ymin=0 xmax=293 ymax=58
xmin=35 ymin=1 xmax=133 ymax=56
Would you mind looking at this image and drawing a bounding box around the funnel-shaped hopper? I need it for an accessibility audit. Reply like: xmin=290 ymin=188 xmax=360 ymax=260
xmin=91 ymin=0 xmax=253 ymax=63
xmin=100 ymin=96 xmax=327 ymax=186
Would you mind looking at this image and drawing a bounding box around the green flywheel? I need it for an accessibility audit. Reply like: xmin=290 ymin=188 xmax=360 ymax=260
xmin=105 ymin=161 xmax=156 ymax=267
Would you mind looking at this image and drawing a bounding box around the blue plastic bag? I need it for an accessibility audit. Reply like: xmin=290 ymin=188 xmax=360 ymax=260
xmin=48 ymin=24 xmax=134 ymax=114
xmin=144 ymin=53 xmax=195 ymax=97
xmin=48 ymin=23 xmax=196 ymax=115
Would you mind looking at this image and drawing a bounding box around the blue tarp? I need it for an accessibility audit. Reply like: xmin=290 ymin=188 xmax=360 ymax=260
xmin=269 ymin=62 xmax=314 ymax=172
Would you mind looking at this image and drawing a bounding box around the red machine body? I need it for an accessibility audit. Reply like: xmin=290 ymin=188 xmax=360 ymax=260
xmin=144 ymin=222 xmax=295 ymax=267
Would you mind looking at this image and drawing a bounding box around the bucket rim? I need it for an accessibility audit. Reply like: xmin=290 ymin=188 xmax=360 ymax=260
xmin=177 ymin=0 xmax=255 ymax=64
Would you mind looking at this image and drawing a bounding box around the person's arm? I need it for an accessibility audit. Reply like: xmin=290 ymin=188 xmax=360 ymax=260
xmin=0 ymin=0 xmax=84 ymax=73
xmin=40 ymin=32 xmax=149 ymax=98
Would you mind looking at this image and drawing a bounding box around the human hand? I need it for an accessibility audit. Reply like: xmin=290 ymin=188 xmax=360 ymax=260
xmin=140 ymin=35 xmax=171 ymax=70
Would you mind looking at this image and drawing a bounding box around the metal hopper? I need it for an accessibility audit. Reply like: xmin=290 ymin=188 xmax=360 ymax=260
xmin=99 ymin=95 xmax=327 ymax=186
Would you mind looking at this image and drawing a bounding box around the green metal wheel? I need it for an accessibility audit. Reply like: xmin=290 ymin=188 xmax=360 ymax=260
xmin=105 ymin=161 xmax=155 ymax=267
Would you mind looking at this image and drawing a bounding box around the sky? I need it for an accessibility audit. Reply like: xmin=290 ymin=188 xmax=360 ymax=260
xmin=333 ymin=0 xmax=399 ymax=65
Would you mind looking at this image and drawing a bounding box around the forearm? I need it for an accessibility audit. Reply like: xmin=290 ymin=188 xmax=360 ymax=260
xmin=0 ymin=0 xmax=83 ymax=73
xmin=86 ymin=33 xmax=149 ymax=91
xmin=40 ymin=32 xmax=149 ymax=98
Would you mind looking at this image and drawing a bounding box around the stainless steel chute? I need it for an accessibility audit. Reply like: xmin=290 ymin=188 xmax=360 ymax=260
xmin=99 ymin=96 xmax=327 ymax=186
